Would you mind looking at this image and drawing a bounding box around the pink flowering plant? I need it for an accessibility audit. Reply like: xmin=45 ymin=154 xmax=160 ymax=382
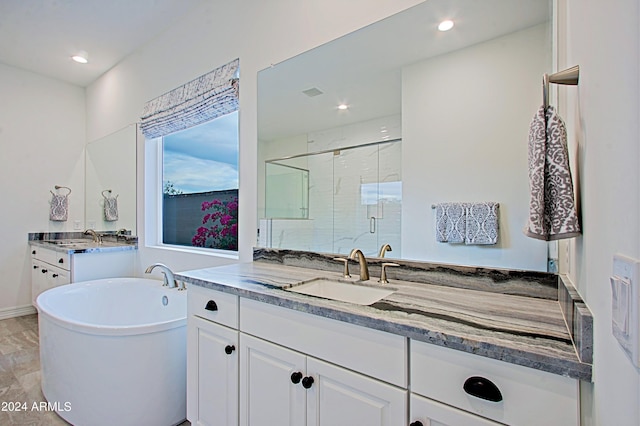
xmin=192 ymin=197 xmax=238 ymax=251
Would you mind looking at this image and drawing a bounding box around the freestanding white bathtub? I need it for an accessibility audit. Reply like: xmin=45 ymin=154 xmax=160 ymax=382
xmin=36 ymin=278 xmax=187 ymax=426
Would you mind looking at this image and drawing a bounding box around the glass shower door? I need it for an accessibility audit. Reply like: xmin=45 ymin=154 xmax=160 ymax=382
xmin=332 ymin=144 xmax=381 ymax=257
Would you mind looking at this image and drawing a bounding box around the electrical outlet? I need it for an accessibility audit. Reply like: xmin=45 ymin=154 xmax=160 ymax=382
xmin=612 ymin=254 xmax=640 ymax=367
xmin=73 ymin=220 xmax=82 ymax=230
xmin=88 ymin=221 xmax=96 ymax=229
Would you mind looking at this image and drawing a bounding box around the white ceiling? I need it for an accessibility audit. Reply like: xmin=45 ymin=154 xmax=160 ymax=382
xmin=0 ymin=0 xmax=207 ymax=87
xmin=258 ymin=0 xmax=551 ymax=142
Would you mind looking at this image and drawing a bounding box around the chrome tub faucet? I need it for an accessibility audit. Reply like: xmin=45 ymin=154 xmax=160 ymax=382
xmin=145 ymin=263 xmax=185 ymax=290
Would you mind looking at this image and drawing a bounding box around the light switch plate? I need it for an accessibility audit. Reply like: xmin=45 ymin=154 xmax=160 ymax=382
xmin=612 ymin=254 xmax=640 ymax=367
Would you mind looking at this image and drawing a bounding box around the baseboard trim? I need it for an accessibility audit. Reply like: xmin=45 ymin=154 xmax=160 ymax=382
xmin=0 ymin=304 xmax=37 ymax=320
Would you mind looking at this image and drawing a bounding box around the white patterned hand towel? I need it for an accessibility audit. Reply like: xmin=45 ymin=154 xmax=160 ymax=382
xmin=465 ymin=202 xmax=499 ymax=245
xmin=49 ymin=187 xmax=71 ymax=221
xmin=525 ymin=106 xmax=580 ymax=240
xmin=103 ymin=191 xmax=119 ymax=222
xmin=435 ymin=202 xmax=466 ymax=243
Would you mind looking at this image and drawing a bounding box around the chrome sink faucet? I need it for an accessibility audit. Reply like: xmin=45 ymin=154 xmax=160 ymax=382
xmin=348 ymin=249 xmax=370 ymax=281
xmin=84 ymin=229 xmax=102 ymax=244
xmin=145 ymin=263 xmax=183 ymax=289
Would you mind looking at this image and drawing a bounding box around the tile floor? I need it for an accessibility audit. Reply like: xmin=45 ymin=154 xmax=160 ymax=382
xmin=0 ymin=314 xmax=190 ymax=426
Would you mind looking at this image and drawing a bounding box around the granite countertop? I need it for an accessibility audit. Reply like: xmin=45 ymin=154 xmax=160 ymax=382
xmin=29 ymin=238 xmax=137 ymax=254
xmin=177 ymin=261 xmax=592 ymax=382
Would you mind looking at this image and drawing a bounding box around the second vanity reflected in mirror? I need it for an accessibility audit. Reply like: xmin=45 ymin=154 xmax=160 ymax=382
xmin=257 ymin=0 xmax=555 ymax=272
xmin=85 ymin=124 xmax=137 ymax=234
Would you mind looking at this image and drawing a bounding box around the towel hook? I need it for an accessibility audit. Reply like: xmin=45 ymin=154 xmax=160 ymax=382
xmin=543 ymin=65 xmax=580 ymax=110
xmin=53 ymin=185 xmax=72 ymax=196
xmin=102 ymin=189 xmax=112 ymax=198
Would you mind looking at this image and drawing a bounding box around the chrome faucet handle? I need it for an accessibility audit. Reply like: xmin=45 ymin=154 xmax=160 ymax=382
xmin=379 ymin=262 xmax=400 ymax=284
xmin=333 ymin=257 xmax=351 ymax=278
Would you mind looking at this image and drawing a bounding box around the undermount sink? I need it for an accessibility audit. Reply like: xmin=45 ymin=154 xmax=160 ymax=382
xmin=286 ymin=278 xmax=395 ymax=306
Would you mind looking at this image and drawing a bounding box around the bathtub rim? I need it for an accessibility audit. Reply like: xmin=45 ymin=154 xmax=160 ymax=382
xmin=36 ymin=277 xmax=187 ymax=336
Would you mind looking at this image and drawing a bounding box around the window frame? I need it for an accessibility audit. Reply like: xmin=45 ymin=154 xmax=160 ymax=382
xmin=144 ymin=136 xmax=239 ymax=260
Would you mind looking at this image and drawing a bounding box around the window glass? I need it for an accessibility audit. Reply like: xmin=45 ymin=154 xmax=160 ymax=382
xmin=162 ymin=111 xmax=239 ymax=251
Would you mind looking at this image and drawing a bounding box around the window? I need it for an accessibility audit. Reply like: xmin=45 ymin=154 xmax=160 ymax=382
xmin=161 ymin=111 xmax=239 ymax=251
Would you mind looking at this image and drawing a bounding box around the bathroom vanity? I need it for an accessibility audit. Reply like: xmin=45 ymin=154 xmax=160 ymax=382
xmin=179 ymin=251 xmax=591 ymax=426
xmin=29 ymin=234 xmax=136 ymax=305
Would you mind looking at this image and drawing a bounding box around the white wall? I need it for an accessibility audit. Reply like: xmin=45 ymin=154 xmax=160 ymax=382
xmin=0 ymin=63 xmax=85 ymax=314
xmin=560 ymin=0 xmax=640 ymax=424
xmin=402 ymin=24 xmax=550 ymax=271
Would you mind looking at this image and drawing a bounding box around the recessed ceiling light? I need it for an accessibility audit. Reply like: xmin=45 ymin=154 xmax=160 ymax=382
xmin=71 ymin=51 xmax=89 ymax=64
xmin=438 ymin=20 xmax=454 ymax=32
xmin=337 ymin=104 xmax=348 ymax=110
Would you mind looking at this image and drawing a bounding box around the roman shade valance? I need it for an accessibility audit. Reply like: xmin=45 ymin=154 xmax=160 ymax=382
xmin=140 ymin=58 xmax=239 ymax=139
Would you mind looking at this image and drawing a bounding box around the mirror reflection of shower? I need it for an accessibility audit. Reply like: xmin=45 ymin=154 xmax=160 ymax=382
xmin=261 ymin=138 xmax=401 ymax=258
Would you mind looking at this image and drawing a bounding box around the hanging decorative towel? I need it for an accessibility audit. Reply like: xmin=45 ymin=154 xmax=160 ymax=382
xmin=49 ymin=186 xmax=71 ymax=221
xmin=434 ymin=202 xmax=466 ymax=243
xmin=102 ymin=190 xmax=119 ymax=222
xmin=465 ymin=202 xmax=499 ymax=245
xmin=524 ymin=105 xmax=581 ymax=240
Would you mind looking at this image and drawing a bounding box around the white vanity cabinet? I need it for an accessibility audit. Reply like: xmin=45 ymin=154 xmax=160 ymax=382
xmin=31 ymin=250 xmax=70 ymax=304
xmin=30 ymin=245 xmax=134 ymax=305
xmin=239 ymin=298 xmax=407 ymax=426
xmin=410 ymin=340 xmax=580 ymax=426
xmin=187 ymin=286 xmax=240 ymax=426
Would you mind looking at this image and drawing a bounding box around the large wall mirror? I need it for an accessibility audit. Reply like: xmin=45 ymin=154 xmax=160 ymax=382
xmin=85 ymin=124 xmax=137 ymax=234
xmin=257 ymin=0 xmax=554 ymax=272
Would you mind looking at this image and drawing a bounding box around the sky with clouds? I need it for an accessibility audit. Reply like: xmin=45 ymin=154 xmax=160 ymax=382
xmin=163 ymin=112 xmax=239 ymax=194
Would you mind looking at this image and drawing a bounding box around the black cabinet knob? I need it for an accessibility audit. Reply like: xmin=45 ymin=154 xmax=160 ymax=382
xmin=301 ymin=376 xmax=314 ymax=389
xmin=224 ymin=345 xmax=235 ymax=355
xmin=41 ymin=269 xmax=47 ymax=274
xmin=290 ymin=372 xmax=303 ymax=384
xmin=32 ymin=250 xmax=36 ymax=255
xmin=33 ymin=265 xmax=38 ymax=269
xmin=410 ymin=422 xmax=424 ymax=426
xmin=52 ymin=274 xmax=58 ymax=278
xmin=58 ymin=258 xmax=64 ymax=264
xmin=463 ymin=376 xmax=503 ymax=402
xmin=205 ymin=300 xmax=218 ymax=311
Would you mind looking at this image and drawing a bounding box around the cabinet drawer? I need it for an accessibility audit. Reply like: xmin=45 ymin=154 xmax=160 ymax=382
xmin=241 ymin=298 xmax=407 ymax=388
xmin=31 ymin=247 xmax=70 ymax=270
xmin=410 ymin=393 xmax=500 ymax=426
xmin=410 ymin=340 xmax=579 ymax=426
xmin=188 ymin=285 xmax=239 ymax=329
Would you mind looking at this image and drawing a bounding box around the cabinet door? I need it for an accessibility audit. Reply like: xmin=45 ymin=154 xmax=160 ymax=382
xmin=410 ymin=393 xmax=500 ymax=426
xmin=240 ymin=333 xmax=306 ymax=426
xmin=306 ymin=358 xmax=406 ymax=426
xmin=31 ymin=262 xmax=70 ymax=306
xmin=31 ymin=262 xmax=47 ymax=305
xmin=187 ymin=316 xmax=238 ymax=426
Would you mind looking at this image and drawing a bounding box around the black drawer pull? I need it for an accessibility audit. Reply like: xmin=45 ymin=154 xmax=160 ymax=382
xmin=41 ymin=269 xmax=48 ymax=274
xmin=58 ymin=258 xmax=64 ymax=264
xmin=32 ymin=250 xmax=36 ymax=255
xmin=224 ymin=345 xmax=235 ymax=355
xmin=463 ymin=376 xmax=503 ymax=402
xmin=52 ymin=274 xmax=58 ymax=278
xmin=205 ymin=300 xmax=218 ymax=311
